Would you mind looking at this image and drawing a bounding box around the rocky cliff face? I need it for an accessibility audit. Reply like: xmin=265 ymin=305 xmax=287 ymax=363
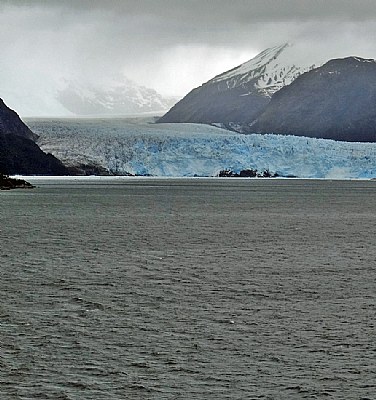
xmin=0 ymin=98 xmax=68 ymax=175
xmin=251 ymin=57 xmax=376 ymax=142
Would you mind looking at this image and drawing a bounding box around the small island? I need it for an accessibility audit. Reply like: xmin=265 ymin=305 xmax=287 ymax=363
xmin=0 ymin=172 xmax=34 ymax=190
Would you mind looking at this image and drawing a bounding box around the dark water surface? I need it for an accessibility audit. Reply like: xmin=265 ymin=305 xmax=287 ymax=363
xmin=1 ymin=178 xmax=375 ymax=399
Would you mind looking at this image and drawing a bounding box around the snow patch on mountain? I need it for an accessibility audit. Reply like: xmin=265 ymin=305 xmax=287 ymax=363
xmin=26 ymin=118 xmax=376 ymax=179
xmin=209 ymin=43 xmax=324 ymax=97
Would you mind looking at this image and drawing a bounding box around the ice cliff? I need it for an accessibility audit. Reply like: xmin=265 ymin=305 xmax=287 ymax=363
xmin=26 ymin=118 xmax=376 ymax=179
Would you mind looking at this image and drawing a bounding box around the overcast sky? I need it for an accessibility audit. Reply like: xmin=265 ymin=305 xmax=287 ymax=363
xmin=2 ymin=0 xmax=376 ymax=115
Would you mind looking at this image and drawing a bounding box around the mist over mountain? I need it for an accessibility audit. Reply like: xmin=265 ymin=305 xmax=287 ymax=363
xmin=57 ymin=76 xmax=179 ymax=116
xmin=1 ymin=72 xmax=178 ymax=118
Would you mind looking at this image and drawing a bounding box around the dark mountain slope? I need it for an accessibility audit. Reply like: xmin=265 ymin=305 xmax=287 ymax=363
xmin=0 ymin=98 xmax=68 ymax=175
xmin=158 ymin=82 xmax=269 ymax=124
xmin=0 ymin=133 xmax=67 ymax=175
xmin=251 ymin=57 xmax=376 ymax=142
xmin=0 ymin=98 xmax=38 ymax=141
xmin=158 ymin=44 xmax=316 ymax=124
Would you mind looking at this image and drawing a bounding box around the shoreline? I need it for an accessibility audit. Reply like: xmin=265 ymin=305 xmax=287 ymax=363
xmin=11 ymin=175 xmax=375 ymax=182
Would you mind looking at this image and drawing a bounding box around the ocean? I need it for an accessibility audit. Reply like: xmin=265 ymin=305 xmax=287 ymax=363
xmin=1 ymin=178 xmax=375 ymax=399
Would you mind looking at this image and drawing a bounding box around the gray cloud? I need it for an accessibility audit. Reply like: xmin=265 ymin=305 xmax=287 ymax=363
xmin=5 ymin=0 xmax=376 ymax=21
xmin=1 ymin=1 xmax=376 ymax=115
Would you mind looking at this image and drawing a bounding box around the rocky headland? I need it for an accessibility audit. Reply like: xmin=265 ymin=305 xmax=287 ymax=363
xmin=0 ymin=172 xmax=34 ymax=190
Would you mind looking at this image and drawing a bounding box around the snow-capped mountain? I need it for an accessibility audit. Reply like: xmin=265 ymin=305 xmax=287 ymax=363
xmin=57 ymin=75 xmax=178 ymax=116
xmin=158 ymin=43 xmax=321 ymax=124
xmin=27 ymin=117 xmax=376 ymax=179
xmin=252 ymin=56 xmax=376 ymax=142
xmin=209 ymin=43 xmax=317 ymax=97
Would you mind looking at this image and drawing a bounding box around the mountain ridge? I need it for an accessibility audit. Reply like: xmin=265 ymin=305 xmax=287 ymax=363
xmin=158 ymin=43 xmax=318 ymax=124
xmin=251 ymin=56 xmax=376 ymax=142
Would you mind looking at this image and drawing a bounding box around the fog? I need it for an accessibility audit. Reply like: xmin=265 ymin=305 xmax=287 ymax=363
xmin=1 ymin=0 xmax=376 ymax=116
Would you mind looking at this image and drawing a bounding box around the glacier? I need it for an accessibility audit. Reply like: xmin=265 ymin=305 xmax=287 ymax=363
xmin=26 ymin=117 xmax=376 ymax=179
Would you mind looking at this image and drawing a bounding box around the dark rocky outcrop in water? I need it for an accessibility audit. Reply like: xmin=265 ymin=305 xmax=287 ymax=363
xmin=251 ymin=57 xmax=376 ymax=142
xmin=0 ymin=98 xmax=69 ymax=175
xmin=217 ymin=169 xmax=279 ymax=178
xmin=0 ymin=172 xmax=34 ymax=190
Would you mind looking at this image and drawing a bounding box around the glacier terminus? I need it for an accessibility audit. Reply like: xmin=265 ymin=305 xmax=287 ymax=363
xmin=27 ymin=117 xmax=376 ymax=179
